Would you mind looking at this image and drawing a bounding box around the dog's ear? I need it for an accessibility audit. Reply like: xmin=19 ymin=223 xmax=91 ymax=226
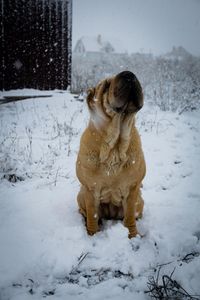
xmin=99 ymin=79 xmax=111 ymax=94
xmin=86 ymin=79 xmax=112 ymax=111
xmin=86 ymin=87 xmax=95 ymax=110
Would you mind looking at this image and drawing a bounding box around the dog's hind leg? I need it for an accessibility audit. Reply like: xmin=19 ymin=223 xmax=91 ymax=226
xmin=77 ymin=185 xmax=99 ymax=235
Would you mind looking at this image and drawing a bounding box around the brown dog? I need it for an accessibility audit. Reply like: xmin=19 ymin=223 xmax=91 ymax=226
xmin=76 ymin=71 xmax=146 ymax=238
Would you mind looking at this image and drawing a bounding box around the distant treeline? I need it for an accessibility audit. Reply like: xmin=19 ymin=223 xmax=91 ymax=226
xmin=72 ymin=52 xmax=200 ymax=112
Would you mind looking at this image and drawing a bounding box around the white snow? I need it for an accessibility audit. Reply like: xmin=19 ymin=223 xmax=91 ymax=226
xmin=0 ymin=90 xmax=200 ymax=300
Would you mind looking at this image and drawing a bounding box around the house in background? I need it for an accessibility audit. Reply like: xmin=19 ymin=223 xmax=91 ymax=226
xmin=165 ymin=46 xmax=192 ymax=61
xmin=73 ymin=35 xmax=126 ymax=58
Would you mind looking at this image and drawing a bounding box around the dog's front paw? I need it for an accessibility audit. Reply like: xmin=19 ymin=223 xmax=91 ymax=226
xmin=124 ymin=220 xmax=138 ymax=239
xmin=87 ymin=220 xmax=99 ymax=236
xmin=128 ymin=229 xmax=138 ymax=239
xmin=87 ymin=229 xmax=98 ymax=236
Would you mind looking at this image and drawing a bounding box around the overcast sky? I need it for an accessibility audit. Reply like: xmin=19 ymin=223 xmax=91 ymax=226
xmin=72 ymin=0 xmax=200 ymax=56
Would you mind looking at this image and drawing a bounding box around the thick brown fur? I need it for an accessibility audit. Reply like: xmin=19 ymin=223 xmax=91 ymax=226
xmin=76 ymin=71 xmax=146 ymax=238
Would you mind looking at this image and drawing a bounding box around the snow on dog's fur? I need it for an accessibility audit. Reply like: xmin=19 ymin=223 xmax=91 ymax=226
xmin=76 ymin=71 xmax=146 ymax=238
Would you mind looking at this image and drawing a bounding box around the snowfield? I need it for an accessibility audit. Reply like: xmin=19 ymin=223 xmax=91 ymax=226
xmin=0 ymin=90 xmax=200 ymax=300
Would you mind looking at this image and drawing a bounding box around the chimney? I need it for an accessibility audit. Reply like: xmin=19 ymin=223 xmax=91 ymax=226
xmin=97 ymin=34 xmax=102 ymax=45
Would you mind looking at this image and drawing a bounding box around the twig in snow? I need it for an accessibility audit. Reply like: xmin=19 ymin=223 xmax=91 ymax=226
xmin=179 ymin=252 xmax=200 ymax=264
xmin=25 ymin=126 xmax=33 ymax=163
xmin=145 ymin=265 xmax=200 ymax=299
xmin=70 ymin=252 xmax=90 ymax=274
xmin=67 ymin=110 xmax=80 ymax=156
xmin=54 ymin=167 xmax=60 ymax=186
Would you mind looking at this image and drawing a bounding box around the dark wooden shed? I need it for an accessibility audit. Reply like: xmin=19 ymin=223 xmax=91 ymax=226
xmin=0 ymin=0 xmax=72 ymax=90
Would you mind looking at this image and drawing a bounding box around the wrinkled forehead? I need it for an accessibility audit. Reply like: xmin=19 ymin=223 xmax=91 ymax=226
xmin=95 ymin=77 xmax=112 ymax=97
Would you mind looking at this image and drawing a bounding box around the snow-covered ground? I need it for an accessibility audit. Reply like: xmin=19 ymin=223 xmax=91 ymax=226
xmin=0 ymin=90 xmax=200 ymax=300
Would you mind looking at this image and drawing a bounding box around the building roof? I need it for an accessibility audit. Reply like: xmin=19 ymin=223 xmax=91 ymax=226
xmin=74 ymin=35 xmax=127 ymax=54
xmin=165 ymin=46 xmax=192 ymax=60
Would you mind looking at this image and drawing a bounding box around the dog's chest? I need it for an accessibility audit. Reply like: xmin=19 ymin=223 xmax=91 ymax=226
xmin=86 ymin=145 xmax=136 ymax=175
xmin=88 ymin=148 xmax=138 ymax=206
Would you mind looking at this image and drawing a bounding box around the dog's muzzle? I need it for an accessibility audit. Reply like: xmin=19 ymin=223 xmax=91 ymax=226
xmin=110 ymin=71 xmax=143 ymax=114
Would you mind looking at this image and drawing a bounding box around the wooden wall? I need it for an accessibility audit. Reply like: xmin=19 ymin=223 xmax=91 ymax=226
xmin=0 ymin=0 xmax=72 ymax=90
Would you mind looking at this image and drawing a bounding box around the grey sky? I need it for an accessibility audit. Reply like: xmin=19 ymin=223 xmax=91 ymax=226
xmin=72 ymin=0 xmax=200 ymax=56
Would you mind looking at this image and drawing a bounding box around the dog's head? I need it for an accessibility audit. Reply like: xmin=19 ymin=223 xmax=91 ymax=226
xmin=87 ymin=71 xmax=143 ymax=120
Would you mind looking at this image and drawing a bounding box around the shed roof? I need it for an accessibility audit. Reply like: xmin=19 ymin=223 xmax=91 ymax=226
xmin=74 ymin=35 xmax=127 ymax=54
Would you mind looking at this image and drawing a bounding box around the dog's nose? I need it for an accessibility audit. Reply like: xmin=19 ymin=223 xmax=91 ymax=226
xmin=113 ymin=71 xmax=136 ymax=100
xmin=116 ymin=71 xmax=136 ymax=83
xmin=111 ymin=71 xmax=143 ymax=113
